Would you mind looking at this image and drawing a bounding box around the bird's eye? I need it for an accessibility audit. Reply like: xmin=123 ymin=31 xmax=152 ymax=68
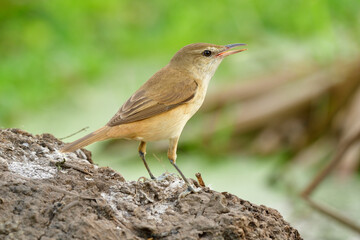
xmin=202 ymin=50 xmax=212 ymax=57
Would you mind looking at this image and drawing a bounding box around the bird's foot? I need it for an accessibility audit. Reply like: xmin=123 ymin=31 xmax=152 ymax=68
xmin=179 ymin=184 xmax=200 ymax=198
xmin=149 ymin=173 xmax=156 ymax=180
xmin=137 ymin=175 xmax=156 ymax=183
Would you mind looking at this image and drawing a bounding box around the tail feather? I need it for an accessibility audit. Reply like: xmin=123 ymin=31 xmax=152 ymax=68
xmin=61 ymin=126 xmax=109 ymax=152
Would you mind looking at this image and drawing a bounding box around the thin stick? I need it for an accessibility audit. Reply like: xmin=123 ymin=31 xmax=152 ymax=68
xmin=302 ymin=129 xmax=360 ymax=197
xmin=303 ymin=196 xmax=360 ymax=234
xmin=301 ymin=128 xmax=360 ymax=233
xmin=50 ymin=159 xmax=93 ymax=176
xmin=61 ymin=200 xmax=81 ymax=212
xmin=195 ymin=173 xmax=206 ymax=187
xmin=59 ymin=127 xmax=89 ymax=140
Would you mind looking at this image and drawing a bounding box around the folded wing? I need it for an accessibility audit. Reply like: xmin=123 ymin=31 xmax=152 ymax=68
xmin=107 ymin=67 xmax=198 ymax=126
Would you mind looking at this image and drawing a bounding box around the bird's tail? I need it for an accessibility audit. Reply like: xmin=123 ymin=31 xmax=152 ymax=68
xmin=60 ymin=126 xmax=110 ymax=152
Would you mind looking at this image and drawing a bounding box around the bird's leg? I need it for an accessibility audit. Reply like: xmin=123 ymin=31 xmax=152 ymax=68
xmin=138 ymin=141 xmax=156 ymax=179
xmin=168 ymin=137 xmax=195 ymax=192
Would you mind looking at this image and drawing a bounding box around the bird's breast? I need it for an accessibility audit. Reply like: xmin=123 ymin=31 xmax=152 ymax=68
xmin=107 ymin=103 xmax=199 ymax=141
xmin=187 ymin=79 xmax=209 ymax=113
xmin=107 ymin=79 xmax=210 ymax=142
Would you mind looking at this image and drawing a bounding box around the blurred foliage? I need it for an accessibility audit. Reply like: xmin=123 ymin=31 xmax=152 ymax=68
xmin=1 ymin=0 xmax=360 ymax=126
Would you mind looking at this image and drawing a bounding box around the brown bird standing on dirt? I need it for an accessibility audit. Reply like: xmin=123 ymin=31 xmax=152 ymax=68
xmin=61 ymin=43 xmax=247 ymax=192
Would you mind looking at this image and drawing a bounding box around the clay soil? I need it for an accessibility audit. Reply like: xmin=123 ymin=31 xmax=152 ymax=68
xmin=0 ymin=128 xmax=302 ymax=240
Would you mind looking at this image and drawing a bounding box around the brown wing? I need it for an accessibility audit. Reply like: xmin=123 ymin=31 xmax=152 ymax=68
xmin=107 ymin=67 xmax=198 ymax=127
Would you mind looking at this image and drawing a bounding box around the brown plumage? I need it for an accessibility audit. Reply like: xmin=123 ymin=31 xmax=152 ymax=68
xmin=107 ymin=66 xmax=199 ymax=126
xmin=61 ymin=43 xmax=247 ymax=192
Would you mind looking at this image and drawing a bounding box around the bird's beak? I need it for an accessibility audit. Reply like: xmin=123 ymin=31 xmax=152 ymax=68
xmin=216 ymin=43 xmax=247 ymax=57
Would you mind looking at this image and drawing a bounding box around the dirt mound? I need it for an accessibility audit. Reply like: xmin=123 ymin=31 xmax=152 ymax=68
xmin=0 ymin=128 xmax=302 ymax=240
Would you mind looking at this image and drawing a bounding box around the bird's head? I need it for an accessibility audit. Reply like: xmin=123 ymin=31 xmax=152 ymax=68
xmin=170 ymin=43 xmax=247 ymax=80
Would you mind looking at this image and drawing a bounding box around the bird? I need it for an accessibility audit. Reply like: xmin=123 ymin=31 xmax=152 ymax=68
xmin=61 ymin=43 xmax=247 ymax=192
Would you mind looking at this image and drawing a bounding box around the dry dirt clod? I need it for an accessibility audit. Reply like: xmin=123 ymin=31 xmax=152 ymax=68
xmin=0 ymin=128 xmax=302 ymax=240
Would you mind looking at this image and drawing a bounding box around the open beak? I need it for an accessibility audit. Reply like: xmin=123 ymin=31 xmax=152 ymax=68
xmin=216 ymin=43 xmax=247 ymax=57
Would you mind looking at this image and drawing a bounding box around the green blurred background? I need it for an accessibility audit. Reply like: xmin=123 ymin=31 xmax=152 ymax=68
xmin=1 ymin=1 xmax=360 ymax=239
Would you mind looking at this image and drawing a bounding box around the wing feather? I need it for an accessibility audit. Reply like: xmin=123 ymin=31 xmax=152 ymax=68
xmin=107 ymin=67 xmax=198 ymax=126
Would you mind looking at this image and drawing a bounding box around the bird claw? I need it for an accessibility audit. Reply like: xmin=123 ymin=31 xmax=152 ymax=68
xmin=179 ymin=185 xmax=200 ymax=198
xmin=137 ymin=176 xmax=155 ymax=183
